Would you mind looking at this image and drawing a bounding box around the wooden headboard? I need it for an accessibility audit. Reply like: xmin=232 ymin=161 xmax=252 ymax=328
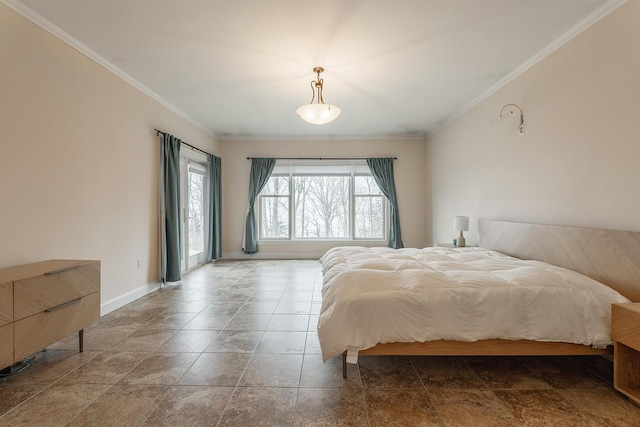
xmin=479 ymin=219 xmax=640 ymax=302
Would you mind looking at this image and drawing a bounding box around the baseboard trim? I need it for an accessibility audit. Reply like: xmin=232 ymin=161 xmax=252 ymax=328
xmin=100 ymin=281 xmax=162 ymax=316
xmin=223 ymin=252 xmax=323 ymax=260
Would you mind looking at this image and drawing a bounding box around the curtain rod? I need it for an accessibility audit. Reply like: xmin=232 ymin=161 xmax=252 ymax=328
xmin=155 ymin=129 xmax=212 ymax=157
xmin=246 ymin=156 xmax=397 ymax=160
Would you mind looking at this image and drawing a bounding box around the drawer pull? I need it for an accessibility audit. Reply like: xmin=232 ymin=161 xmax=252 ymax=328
xmin=45 ymin=265 xmax=81 ymax=276
xmin=45 ymin=298 xmax=81 ymax=313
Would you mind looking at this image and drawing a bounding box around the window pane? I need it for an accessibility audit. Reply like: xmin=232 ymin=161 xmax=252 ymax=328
xmin=261 ymin=196 xmax=289 ymax=238
xmin=188 ymin=172 xmax=205 ymax=255
xmin=262 ymin=176 xmax=289 ymax=195
xmin=355 ymin=195 xmax=384 ymax=238
xmin=294 ymin=176 xmax=349 ymax=238
xmin=355 ymin=176 xmax=382 ymax=195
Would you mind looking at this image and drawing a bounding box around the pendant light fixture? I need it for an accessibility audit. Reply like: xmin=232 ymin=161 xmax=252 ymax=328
xmin=296 ymin=67 xmax=341 ymax=124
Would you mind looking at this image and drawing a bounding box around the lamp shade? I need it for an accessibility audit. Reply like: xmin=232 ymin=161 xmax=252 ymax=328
xmin=453 ymin=216 xmax=469 ymax=231
xmin=296 ymin=103 xmax=341 ymax=125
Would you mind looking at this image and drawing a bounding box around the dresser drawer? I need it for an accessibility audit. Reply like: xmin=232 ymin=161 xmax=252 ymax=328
xmin=0 ymin=282 xmax=12 ymax=326
xmin=13 ymin=261 xmax=100 ymax=321
xmin=13 ymin=292 xmax=100 ymax=360
xmin=0 ymin=324 xmax=12 ymax=368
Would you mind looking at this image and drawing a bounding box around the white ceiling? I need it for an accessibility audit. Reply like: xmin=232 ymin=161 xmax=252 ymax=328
xmin=8 ymin=0 xmax=620 ymax=139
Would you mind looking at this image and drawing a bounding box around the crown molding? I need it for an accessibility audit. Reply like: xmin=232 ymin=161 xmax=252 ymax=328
xmin=427 ymin=0 xmax=628 ymax=138
xmin=1 ymin=0 xmax=218 ymax=139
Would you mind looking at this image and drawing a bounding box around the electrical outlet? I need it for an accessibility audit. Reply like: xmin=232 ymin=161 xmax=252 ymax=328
xmin=137 ymin=258 xmax=142 ymax=269
xmin=237 ymin=235 xmax=242 ymax=242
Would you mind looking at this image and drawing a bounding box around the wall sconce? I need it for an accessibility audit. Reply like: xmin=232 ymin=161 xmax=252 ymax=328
xmin=490 ymin=104 xmax=524 ymax=135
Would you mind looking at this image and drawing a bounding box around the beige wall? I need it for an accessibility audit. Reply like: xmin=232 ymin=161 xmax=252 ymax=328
xmin=426 ymin=1 xmax=640 ymax=246
xmin=0 ymin=5 xmax=218 ymax=311
xmin=220 ymin=138 xmax=429 ymax=258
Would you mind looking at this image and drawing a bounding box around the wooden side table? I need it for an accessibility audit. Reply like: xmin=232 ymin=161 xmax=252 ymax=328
xmin=612 ymin=303 xmax=640 ymax=405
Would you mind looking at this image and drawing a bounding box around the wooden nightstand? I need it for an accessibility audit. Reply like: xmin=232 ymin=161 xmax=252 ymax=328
xmin=612 ymin=303 xmax=640 ymax=405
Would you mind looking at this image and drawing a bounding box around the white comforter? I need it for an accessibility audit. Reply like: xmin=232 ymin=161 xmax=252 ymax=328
xmin=318 ymin=246 xmax=630 ymax=362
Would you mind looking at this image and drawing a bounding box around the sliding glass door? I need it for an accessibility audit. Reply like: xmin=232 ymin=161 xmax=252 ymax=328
xmin=180 ymin=155 xmax=209 ymax=271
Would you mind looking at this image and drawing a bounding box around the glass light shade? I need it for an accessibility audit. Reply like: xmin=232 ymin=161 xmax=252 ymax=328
xmin=296 ymin=103 xmax=341 ymax=125
xmin=453 ymin=216 xmax=469 ymax=231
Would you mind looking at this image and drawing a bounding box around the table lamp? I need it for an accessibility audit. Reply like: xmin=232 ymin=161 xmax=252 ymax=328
xmin=453 ymin=216 xmax=469 ymax=247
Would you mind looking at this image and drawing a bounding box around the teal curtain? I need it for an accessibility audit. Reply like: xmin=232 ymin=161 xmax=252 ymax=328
xmin=367 ymin=158 xmax=404 ymax=249
xmin=160 ymin=133 xmax=182 ymax=282
xmin=243 ymin=158 xmax=275 ymax=254
xmin=207 ymin=155 xmax=222 ymax=260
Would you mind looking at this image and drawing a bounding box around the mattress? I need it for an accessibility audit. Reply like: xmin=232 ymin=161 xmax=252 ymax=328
xmin=318 ymin=246 xmax=630 ymax=362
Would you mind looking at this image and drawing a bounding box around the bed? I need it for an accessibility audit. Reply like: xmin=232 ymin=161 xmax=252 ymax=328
xmin=317 ymin=219 xmax=640 ymax=377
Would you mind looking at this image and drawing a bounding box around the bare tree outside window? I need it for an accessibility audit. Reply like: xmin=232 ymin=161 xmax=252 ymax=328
xmin=295 ymin=176 xmax=349 ymax=238
xmin=188 ymin=172 xmax=205 ymax=255
xmin=258 ymin=164 xmax=386 ymax=241
xmin=355 ymin=176 xmax=384 ymax=238
xmin=260 ymin=176 xmax=289 ymax=238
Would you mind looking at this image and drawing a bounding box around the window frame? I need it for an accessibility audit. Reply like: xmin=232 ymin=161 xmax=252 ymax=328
xmin=258 ymin=174 xmax=291 ymax=240
xmin=353 ymin=173 xmax=386 ymax=240
xmin=257 ymin=161 xmax=389 ymax=243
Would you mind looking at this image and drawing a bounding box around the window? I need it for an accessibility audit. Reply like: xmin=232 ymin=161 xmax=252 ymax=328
xmin=260 ymin=176 xmax=289 ymax=239
xmin=258 ymin=162 xmax=387 ymax=241
xmin=354 ymin=175 xmax=384 ymax=239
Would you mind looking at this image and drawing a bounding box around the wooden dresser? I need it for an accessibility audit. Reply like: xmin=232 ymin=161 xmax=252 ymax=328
xmin=0 ymin=260 xmax=100 ymax=368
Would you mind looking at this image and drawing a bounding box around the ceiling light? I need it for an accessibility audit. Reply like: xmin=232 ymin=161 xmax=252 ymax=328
xmin=296 ymin=67 xmax=341 ymax=125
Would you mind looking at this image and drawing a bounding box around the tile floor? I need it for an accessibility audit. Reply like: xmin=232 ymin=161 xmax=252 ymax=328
xmin=1 ymin=260 xmax=639 ymax=426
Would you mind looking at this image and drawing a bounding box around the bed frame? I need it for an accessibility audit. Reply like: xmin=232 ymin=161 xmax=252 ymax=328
xmin=340 ymin=219 xmax=640 ymax=377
